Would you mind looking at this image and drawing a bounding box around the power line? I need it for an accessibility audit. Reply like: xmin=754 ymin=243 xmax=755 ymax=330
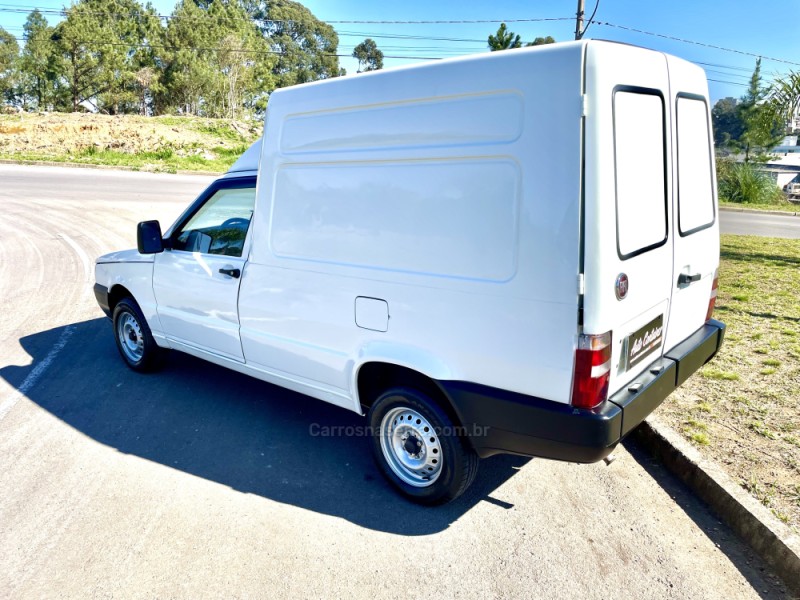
xmin=703 ymin=68 xmax=754 ymax=81
xmin=3 ymin=5 xmax=797 ymax=85
xmin=325 ymin=17 xmax=574 ymax=24
xmin=692 ymin=60 xmax=757 ymax=73
xmin=4 ymin=33 xmax=790 ymax=80
xmin=707 ymin=78 xmax=749 ymax=88
xmin=593 ymin=21 xmax=800 ymax=68
xmin=5 ymin=37 xmax=445 ymax=60
xmin=336 ymin=30 xmax=486 ymax=43
xmin=3 ymin=4 xmax=797 ymax=69
xmin=0 ymin=6 xmax=574 ymax=27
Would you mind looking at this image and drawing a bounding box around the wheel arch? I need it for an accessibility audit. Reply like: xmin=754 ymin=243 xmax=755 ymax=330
xmin=354 ymin=360 xmax=467 ymax=435
xmin=108 ymin=284 xmax=134 ymax=314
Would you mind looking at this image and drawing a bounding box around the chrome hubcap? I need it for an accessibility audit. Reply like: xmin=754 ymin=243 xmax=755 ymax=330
xmin=117 ymin=312 xmax=144 ymax=363
xmin=380 ymin=407 xmax=442 ymax=487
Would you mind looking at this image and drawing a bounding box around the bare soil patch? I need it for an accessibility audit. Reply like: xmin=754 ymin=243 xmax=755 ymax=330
xmin=0 ymin=113 xmax=260 ymax=172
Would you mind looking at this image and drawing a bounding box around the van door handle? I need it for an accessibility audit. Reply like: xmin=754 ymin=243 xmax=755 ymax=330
xmin=678 ymin=273 xmax=701 ymax=286
xmin=219 ymin=267 xmax=241 ymax=278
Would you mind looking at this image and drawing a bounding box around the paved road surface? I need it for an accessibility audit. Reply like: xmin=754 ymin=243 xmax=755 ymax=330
xmin=0 ymin=165 xmax=792 ymax=598
xmin=720 ymin=208 xmax=800 ymax=238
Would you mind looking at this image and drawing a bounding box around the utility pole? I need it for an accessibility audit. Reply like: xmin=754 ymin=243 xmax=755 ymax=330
xmin=574 ymin=0 xmax=585 ymax=40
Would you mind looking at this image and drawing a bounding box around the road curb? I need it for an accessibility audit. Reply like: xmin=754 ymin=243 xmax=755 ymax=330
xmin=719 ymin=205 xmax=800 ymax=217
xmin=632 ymin=415 xmax=800 ymax=594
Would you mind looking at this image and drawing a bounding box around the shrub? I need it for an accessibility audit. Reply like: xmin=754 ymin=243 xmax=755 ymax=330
xmin=716 ymin=158 xmax=786 ymax=205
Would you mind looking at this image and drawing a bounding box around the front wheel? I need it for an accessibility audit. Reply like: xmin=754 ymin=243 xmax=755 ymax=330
xmin=112 ymin=297 xmax=164 ymax=372
xmin=368 ymin=387 xmax=479 ymax=505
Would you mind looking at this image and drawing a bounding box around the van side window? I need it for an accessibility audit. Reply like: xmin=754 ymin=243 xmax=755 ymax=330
xmin=613 ymin=89 xmax=667 ymax=259
xmin=677 ymin=96 xmax=715 ymax=235
xmin=173 ymin=185 xmax=255 ymax=257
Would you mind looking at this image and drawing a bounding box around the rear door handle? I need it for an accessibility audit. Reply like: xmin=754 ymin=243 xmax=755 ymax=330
xmin=678 ymin=272 xmax=701 ymax=286
xmin=219 ymin=267 xmax=241 ymax=278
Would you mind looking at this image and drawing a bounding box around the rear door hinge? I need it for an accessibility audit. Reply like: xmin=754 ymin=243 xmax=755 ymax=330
xmin=581 ymin=94 xmax=589 ymax=118
xmin=578 ymin=273 xmax=585 ymax=295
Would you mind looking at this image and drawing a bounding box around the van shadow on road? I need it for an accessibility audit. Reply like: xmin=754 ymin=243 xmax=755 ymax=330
xmin=0 ymin=318 xmax=528 ymax=535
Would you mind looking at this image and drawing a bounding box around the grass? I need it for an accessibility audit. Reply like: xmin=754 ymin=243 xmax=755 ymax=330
xmin=749 ymin=420 xmax=778 ymax=439
xmin=0 ymin=144 xmax=252 ymax=174
xmin=660 ymin=234 xmax=800 ymax=531
xmin=700 ymin=367 xmax=740 ymax=380
xmin=0 ymin=114 xmax=259 ymax=173
xmin=720 ymin=200 xmax=799 ymax=213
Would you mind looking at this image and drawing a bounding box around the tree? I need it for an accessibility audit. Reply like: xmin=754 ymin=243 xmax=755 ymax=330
xmin=135 ymin=66 xmax=157 ymax=115
xmin=528 ymin=36 xmax=555 ymax=46
xmin=51 ymin=2 xmax=107 ymax=111
xmin=488 ymin=25 xmax=555 ymax=51
xmin=738 ymin=58 xmax=784 ymax=161
xmin=84 ymin=0 xmax=164 ymax=114
xmin=769 ymin=71 xmax=800 ymax=133
xmin=0 ymin=27 xmax=19 ymax=104
xmin=40 ymin=0 xmax=164 ymax=114
xmin=19 ymin=10 xmax=61 ymax=110
xmin=244 ymin=0 xmax=341 ymax=88
xmin=709 ymin=61 xmax=783 ymax=159
xmin=711 ymin=97 xmax=744 ymax=149
xmin=352 ymin=38 xmax=383 ymax=72
xmin=488 ymin=23 xmax=521 ymax=51
xmin=159 ymin=0 xmax=273 ymax=117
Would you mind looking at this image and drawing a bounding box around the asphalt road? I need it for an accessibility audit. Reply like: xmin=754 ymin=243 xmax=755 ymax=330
xmin=0 ymin=165 xmax=792 ymax=599
xmin=720 ymin=208 xmax=800 ymax=238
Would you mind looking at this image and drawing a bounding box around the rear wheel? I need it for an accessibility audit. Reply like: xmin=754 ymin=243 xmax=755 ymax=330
xmin=112 ymin=297 xmax=164 ymax=372
xmin=368 ymin=387 xmax=479 ymax=505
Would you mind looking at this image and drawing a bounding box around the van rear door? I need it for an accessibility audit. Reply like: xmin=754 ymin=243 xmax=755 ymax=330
xmin=583 ymin=42 xmax=675 ymax=397
xmin=663 ymin=56 xmax=720 ymax=353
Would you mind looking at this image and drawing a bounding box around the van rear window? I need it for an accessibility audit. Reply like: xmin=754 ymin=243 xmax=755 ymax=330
xmin=613 ymin=89 xmax=667 ymax=259
xmin=677 ymin=95 xmax=715 ymax=235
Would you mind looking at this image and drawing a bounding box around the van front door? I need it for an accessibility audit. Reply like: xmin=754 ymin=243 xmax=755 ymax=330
xmin=153 ymin=177 xmax=256 ymax=362
xmin=664 ymin=57 xmax=720 ymax=351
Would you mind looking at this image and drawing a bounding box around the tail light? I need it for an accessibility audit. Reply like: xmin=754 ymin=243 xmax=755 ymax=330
xmin=706 ymin=268 xmax=719 ymax=321
xmin=571 ymin=331 xmax=612 ymax=410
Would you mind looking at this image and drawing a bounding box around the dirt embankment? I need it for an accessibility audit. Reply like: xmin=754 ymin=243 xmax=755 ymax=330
xmin=0 ymin=112 xmax=261 ymax=171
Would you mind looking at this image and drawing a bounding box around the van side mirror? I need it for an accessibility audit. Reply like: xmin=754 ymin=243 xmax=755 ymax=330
xmin=137 ymin=220 xmax=164 ymax=254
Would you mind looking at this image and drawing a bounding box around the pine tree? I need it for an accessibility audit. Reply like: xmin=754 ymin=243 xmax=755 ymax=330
xmin=488 ymin=23 xmax=522 ymax=51
xmin=244 ymin=0 xmax=341 ymax=88
xmin=738 ymin=58 xmax=783 ymax=161
xmin=0 ymin=27 xmax=18 ymax=104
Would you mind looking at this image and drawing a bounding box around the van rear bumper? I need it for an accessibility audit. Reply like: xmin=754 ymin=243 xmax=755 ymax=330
xmin=438 ymin=319 xmax=726 ymax=461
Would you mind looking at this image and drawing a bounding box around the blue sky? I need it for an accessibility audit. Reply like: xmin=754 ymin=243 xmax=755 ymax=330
xmin=2 ymin=0 xmax=798 ymax=102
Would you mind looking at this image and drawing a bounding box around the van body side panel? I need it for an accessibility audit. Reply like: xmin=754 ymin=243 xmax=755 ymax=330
xmin=239 ymin=44 xmax=585 ymax=410
xmin=583 ymin=43 xmax=675 ymax=396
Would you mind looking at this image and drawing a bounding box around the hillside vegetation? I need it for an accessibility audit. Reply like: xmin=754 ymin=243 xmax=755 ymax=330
xmin=0 ymin=113 xmax=260 ymax=173
xmin=0 ymin=1 xmax=340 ymax=118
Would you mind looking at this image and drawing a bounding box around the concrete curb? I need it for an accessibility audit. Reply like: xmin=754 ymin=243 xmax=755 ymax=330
xmin=0 ymin=159 xmax=222 ymax=177
xmin=719 ymin=205 xmax=800 ymax=217
xmin=632 ymin=415 xmax=800 ymax=594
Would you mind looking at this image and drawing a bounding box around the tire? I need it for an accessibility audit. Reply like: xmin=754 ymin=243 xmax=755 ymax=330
xmin=112 ymin=297 xmax=164 ymax=372
xmin=368 ymin=387 xmax=479 ymax=505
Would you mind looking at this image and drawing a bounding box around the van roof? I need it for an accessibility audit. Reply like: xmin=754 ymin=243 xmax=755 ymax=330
xmin=226 ymin=138 xmax=262 ymax=175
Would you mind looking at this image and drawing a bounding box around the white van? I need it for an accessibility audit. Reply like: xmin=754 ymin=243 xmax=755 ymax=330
xmin=94 ymin=40 xmax=725 ymax=504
